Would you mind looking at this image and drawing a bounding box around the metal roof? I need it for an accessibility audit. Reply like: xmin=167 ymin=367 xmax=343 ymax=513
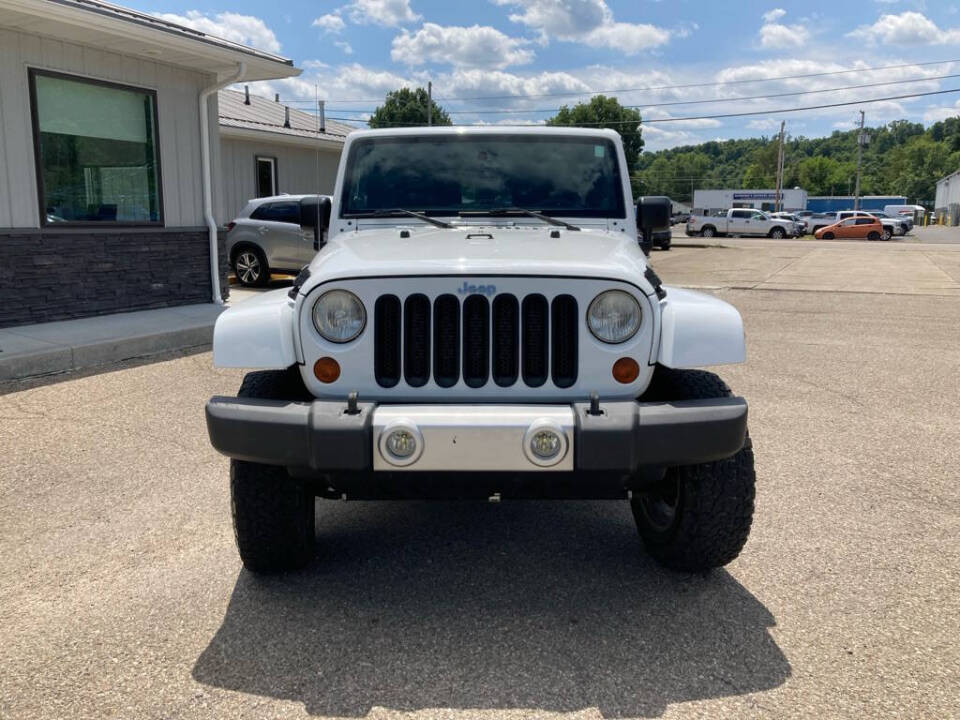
xmin=219 ymin=89 xmax=354 ymax=145
xmin=0 ymin=0 xmax=299 ymax=81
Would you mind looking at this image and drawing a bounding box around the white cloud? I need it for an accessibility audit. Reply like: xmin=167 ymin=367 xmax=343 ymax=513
xmin=335 ymin=40 xmax=354 ymax=55
xmin=758 ymin=9 xmax=810 ymax=49
xmin=495 ymin=0 xmax=672 ymax=53
xmin=153 ymin=10 xmax=281 ymax=53
xmin=582 ymin=22 xmax=672 ymax=53
xmin=391 ymin=23 xmax=534 ymax=69
xmin=312 ymin=13 xmax=345 ymax=33
xmin=346 ymin=0 xmax=420 ymax=27
xmin=762 ymin=8 xmax=786 ymax=23
xmin=923 ymin=100 xmax=960 ymax=124
xmin=848 ymin=11 xmax=960 ymax=45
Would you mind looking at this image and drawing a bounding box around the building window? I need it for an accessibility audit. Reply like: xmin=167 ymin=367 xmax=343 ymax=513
xmin=29 ymin=70 xmax=162 ymax=225
xmin=256 ymin=156 xmax=277 ymax=197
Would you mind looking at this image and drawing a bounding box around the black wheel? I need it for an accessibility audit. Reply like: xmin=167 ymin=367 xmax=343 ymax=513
xmin=822 ymin=232 xmax=834 ymax=240
xmin=881 ymin=227 xmax=892 ymax=241
xmin=233 ymin=246 xmax=269 ymax=287
xmin=867 ymin=231 xmax=881 ymax=241
xmin=231 ymin=368 xmax=315 ymax=573
xmin=701 ymin=225 xmax=716 ymax=238
xmin=769 ymin=227 xmax=785 ymax=239
xmin=632 ymin=367 xmax=756 ymax=572
xmin=657 ymin=237 xmax=672 ymax=251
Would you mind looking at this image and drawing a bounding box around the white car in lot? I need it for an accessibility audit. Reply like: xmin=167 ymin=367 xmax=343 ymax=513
xmin=686 ymin=208 xmax=798 ymax=238
xmin=205 ymin=127 xmax=755 ymax=574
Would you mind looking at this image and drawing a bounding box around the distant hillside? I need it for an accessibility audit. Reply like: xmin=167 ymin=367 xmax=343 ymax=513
xmin=635 ymin=117 xmax=960 ymax=206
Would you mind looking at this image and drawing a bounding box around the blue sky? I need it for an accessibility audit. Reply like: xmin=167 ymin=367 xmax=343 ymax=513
xmin=138 ymin=0 xmax=960 ymax=150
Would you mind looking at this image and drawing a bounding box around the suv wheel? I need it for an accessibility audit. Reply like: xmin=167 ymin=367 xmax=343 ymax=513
xmin=233 ymin=247 xmax=269 ymax=287
xmin=769 ymin=227 xmax=785 ymax=239
xmin=231 ymin=368 xmax=315 ymax=573
xmin=701 ymin=226 xmax=715 ymax=238
xmin=632 ymin=367 xmax=756 ymax=572
xmin=881 ymin=228 xmax=892 ymax=241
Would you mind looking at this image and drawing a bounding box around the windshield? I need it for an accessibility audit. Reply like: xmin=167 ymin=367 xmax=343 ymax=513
xmin=340 ymin=135 xmax=625 ymax=219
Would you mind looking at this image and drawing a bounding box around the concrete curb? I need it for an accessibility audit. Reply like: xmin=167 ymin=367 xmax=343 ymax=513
xmin=0 ymin=304 xmax=224 ymax=382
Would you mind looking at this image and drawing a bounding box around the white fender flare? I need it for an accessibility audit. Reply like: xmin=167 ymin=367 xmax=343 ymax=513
xmin=213 ymin=289 xmax=299 ymax=369
xmin=657 ymin=286 xmax=745 ymax=368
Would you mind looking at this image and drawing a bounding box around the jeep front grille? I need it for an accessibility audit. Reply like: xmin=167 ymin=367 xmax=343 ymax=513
xmin=374 ymin=292 xmax=578 ymax=389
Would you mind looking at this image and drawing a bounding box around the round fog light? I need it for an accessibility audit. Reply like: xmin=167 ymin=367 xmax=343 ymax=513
xmin=378 ymin=420 xmax=424 ymax=467
xmin=523 ymin=420 xmax=568 ymax=467
xmin=386 ymin=429 xmax=417 ymax=458
xmin=530 ymin=430 xmax=562 ymax=460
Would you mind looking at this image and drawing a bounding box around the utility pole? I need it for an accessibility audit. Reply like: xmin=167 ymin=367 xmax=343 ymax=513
xmin=774 ymin=120 xmax=786 ymax=212
xmin=853 ymin=110 xmax=865 ymax=210
xmin=427 ymin=81 xmax=432 ymax=127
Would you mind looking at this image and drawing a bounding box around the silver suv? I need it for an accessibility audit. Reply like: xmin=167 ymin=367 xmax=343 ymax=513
xmin=226 ymin=194 xmax=331 ymax=287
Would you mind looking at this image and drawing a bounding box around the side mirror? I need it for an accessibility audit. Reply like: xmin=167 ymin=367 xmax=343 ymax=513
xmin=301 ymin=196 xmax=332 ymax=251
xmin=635 ymin=196 xmax=672 ymax=256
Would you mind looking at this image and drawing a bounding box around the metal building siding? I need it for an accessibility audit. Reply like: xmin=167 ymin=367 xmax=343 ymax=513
xmin=0 ymin=26 xmax=218 ymax=229
xmin=805 ymin=196 xmax=907 ymax=213
xmin=935 ymin=171 xmax=960 ymax=208
xmin=219 ymin=137 xmax=342 ymax=220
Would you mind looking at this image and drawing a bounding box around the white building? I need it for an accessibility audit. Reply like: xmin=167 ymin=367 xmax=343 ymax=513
xmin=693 ymin=189 xmax=808 ymax=214
xmin=218 ymin=88 xmax=353 ymax=219
xmin=0 ymin=0 xmax=298 ymax=328
xmin=934 ymin=170 xmax=960 ymax=225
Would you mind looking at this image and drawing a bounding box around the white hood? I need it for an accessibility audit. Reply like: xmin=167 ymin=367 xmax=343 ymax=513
xmin=304 ymin=225 xmax=653 ymax=292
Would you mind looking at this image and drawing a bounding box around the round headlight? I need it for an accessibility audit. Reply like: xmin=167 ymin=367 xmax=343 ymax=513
xmin=313 ymin=290 xmax=366 ymax=343
xmin=587 ymin=290 xmax=641 ymax=344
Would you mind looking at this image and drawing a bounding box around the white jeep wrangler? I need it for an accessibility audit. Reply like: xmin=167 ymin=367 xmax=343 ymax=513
xmin=206 ymin=127 xmax=754 ymax=574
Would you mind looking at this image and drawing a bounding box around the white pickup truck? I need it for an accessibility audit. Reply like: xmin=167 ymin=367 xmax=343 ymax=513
xmin=809 ymin=211 xmax=908 ymax=240
xmin=205 ymin=126 xmax=755 ymax=575
xmin=686 ymin=209 xmax=798 ymax=239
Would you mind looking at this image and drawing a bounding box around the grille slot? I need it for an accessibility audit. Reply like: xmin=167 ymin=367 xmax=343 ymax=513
xmin=522 ymin=294 xmax=549 ymax=387
xmin=373 ymin=290 xmax=581 ymax=390
xmin=403 ymin=294 xmax=430 ymax=387
xmin=492 ymin=294 xmax=519 ymax=386
xmin=433 ymin=294 xmax=460 ymax=387
xmin=551 ymin=294 xmax=578 ymax=388
xmin=462 ymin=294 xmax=490 ymax=388
xmin=374 ymin=295 xmax=401 ymax=387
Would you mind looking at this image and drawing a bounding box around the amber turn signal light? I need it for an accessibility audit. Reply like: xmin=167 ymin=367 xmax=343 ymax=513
xmin=313 ymin=357 xmax=341 ymax=383
xmin=612 ymin=357 xmax=640 ymax=384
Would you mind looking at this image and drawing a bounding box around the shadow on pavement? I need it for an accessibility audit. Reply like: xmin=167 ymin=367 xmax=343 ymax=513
xmin=193 ymin=500 xmax=789 ymax=718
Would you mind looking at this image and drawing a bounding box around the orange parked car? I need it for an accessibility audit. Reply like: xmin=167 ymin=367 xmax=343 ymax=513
xmin=814 ymin=216 xmax=884 ymax=240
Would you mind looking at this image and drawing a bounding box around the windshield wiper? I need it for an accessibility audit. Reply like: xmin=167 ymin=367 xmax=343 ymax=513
xmin=348 ymin=208 xmax=454 ymax=229
xmin=459 ymin=208 xmax=581 ymax=231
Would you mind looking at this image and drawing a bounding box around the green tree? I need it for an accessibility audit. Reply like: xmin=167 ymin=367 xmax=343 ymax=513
xmin=546 ymin=95 xmax=643 ymax=172
xmin=797 ymin=156 xmax=845 ymax=196
xmin=368 ymin=87 xmax=451 ymax=128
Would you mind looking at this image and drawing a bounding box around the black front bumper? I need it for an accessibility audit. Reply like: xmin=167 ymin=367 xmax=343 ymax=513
xmin=205 ymin=396 xmax=748 ymax=477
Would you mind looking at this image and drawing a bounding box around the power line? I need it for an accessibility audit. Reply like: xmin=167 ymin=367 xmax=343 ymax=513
xmin=323 ymin=86 xmax=960 ymax=127
xmin=317 ymin=72 xmax=960 ymax=116
xmin=278 ymin=58 xmax=960 ymax=105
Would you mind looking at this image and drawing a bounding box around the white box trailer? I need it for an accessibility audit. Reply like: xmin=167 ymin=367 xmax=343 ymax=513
xmin=693 ymin=189 xmax=808 ymax=214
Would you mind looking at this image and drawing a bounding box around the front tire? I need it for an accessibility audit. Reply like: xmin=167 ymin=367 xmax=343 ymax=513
xmin=632 ymin=368 xmax=756 ymax=572
xmin=231 ymin=368 xmax=315 ymax=573
xmin=822 ymin=232 xmax=834 ymax=240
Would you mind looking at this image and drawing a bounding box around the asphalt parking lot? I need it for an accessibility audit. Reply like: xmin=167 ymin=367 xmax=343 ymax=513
xmin=2 ymin=239 xmax=959 ymax=719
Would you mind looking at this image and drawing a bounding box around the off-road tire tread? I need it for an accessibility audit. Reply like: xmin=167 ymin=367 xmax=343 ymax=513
xmin=237 ymin=367 xmax=312 ymax=401
xmin=634 ymin=367 xmax=756 ymax=572
xmin=231 ymin=367 xmax=315 ymax=573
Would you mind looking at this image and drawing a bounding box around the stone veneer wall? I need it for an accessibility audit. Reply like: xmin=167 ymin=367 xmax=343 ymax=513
xmin=0 ymin=228 xmax=228 ymax=328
